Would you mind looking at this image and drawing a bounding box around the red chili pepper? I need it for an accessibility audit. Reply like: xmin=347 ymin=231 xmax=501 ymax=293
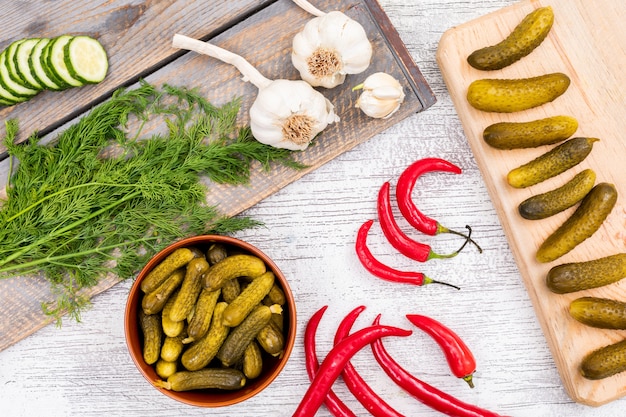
xmin=371 ymin=315 xmax=511 ymax=417
xmin=406 ymin=314 xmax=476 ymax=388
xmin=304 ymin=305 xmax=357 ymax=417
xmin=333 ymin=306 xmax=404 ymax=417
xmin=293 ymin=311 xmax=412 ymax=417
xmin=355 ymin=219 xmax=460 ymax=289
xmin=395 ymin=158 xmax=482 ymax=252
xmin=378 ymin=181 xmax=472 ymax=262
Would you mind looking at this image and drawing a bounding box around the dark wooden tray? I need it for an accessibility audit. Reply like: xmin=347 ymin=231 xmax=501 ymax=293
xmin=0 ymin=0 xmax=435 ymax=351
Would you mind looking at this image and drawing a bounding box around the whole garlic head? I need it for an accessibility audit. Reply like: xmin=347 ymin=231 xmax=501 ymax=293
xmin=354 ymin=72 xmax=405 ymax=119
xmin=250 ymin=79 xmax=340 ymax=151
xmin=292 ymin=11 xmax=373 ymax=89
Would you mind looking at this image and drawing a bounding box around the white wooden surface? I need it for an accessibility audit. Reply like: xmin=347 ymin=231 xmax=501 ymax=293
xmin=1 ymin=1 xmax=624 ymax=416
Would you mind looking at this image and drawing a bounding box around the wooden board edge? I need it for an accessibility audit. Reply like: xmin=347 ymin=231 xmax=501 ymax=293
xmin=363 ymin=0 xmax=437 ymax=111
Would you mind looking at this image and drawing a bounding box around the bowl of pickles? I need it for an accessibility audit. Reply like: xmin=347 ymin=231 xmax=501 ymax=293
xmin=124 ymin=235 xmax=296 ymax=407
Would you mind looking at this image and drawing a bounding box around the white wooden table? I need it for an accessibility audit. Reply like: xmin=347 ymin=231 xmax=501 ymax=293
xmin=1 ymin=0 xmax=624 ymax=416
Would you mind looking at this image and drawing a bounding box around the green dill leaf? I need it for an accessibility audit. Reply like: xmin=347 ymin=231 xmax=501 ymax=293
xmin=0 ymin=81 xmax=302 ymax=323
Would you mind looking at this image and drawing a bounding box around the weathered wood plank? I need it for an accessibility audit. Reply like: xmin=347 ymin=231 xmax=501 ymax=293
xmin=0 ymin=0 xmax=435 ymax=351
xmin=0 ymin=0 xmax=276 ymax=152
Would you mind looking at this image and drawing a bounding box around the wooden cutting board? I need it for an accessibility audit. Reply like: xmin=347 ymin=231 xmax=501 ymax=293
xmin=437 ymin=0 xmax=626 ymax=406
xmin=0 ymin=0 xmax=435 ymax=352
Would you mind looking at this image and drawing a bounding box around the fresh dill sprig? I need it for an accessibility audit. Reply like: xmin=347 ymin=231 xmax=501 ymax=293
xmin=0 ymin=81 xmax=303 ymax=324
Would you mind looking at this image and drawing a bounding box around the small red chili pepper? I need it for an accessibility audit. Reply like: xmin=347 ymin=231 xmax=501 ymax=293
xmin=304 ymin=305 xmax=357 ymax=417
xmin=378 ymin=181 xmax=472 ymax=262
xmin=395 ymin=158 xmax=482 ymax=252
xmin=293 ymin=309 xmax=412 ymax=417
xmin=356 ymin=219 xmax=460 ymax=289
xmin=406 ymin=314 xmax=476 ymax=388
xmin=333 ymin=306 xmax=404 ymax=417
xmin=371 ymin=315 xmax=511 ymax=417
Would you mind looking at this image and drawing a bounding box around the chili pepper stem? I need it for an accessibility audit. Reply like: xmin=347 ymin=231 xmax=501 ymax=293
xmin=463 ymin=374 xmax=475 ymax=388
xmin=423 ymin=276 xmax=461 ymax=290
xmin=427 ymin=226 xmax=474 ymax=260
xmin=438 ymin=224 xmax=483 ymax=253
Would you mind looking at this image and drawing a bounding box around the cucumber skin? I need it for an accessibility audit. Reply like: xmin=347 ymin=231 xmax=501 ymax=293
xmin=467 ymin=73 xmax=570 ymax=113
xmin=217 ymin=305 xmax=272 ymax=367
xmin=203 ymin=254 xmax=266 ymax=291
xmin=581 ymin=339 xmax=626 ymax=380
xmin=222 ymin=271 xmax=275 ymax=327
xmin=484 ymin=115 xmax=578 ymax=150
xmin=507 ymin=137 xmax=597 ymax=189
xmin=536 ymin=183 xmax=618 ymax=263
xmin=162 ymin=368 xmax=246 ymax=391
xmin=569 ymin=297 xmax=626 ymax=329
xmin=518 ymin=169 xmax=596 ymax=220
xmin=181 ymin=302 xmax=229 ymax=371
xmin=547 ymin=253 xmax=626 ymax=294
xmin=468 ymin=6 xmax=554 ymax=71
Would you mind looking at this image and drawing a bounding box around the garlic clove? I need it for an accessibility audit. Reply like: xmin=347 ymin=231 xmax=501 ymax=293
xmin=250 ymin=80 xmax=339 ymax=151
xmin=291 ymin=10 xmax=372 ymax=89
xmin=354 ymin=72 xmax=405 ymax=119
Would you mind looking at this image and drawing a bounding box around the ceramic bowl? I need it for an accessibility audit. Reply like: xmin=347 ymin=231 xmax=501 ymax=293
xmin=124 ymin=235 xmax=296 ymax=407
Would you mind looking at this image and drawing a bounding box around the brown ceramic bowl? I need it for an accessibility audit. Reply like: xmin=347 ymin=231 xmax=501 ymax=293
xmin=124 ymin=235 xmax=296 ymax=407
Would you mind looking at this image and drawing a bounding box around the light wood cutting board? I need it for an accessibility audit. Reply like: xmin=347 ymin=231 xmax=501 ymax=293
xmin=437 ymin=0 xmax=626 ymax=407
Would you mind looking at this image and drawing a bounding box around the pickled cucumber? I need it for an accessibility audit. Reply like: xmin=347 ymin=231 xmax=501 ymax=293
xmin=141 ymin=248 xmax=196 ymax=293
xmin=569 ymin=297 xmax=626 ymax=329
xmin=468 ymin=6 xmax=554 ymax=70
xmin=222 ymin=271 xmax=275 ymax=327
xmin=203 ymin=254 xmax=266 ymax=291
xmin=467 ymin=73 xmax=570 ymax=113
xmin=518 ymin=169 xmax=596 ymax=220
xmin=536 ymin=183 xmax=618 ymax=263
xmin=507 ymin=137 xmax=598 ymax=189
xmin=168 ymin=257 xmax=209 ymax=322
xmin=181 ymin=302 xmax=230 ymax=371
xmin=546 ymin=253 xmax=626 ymax=294
xmin=581 ymin=338 xmax=626 ymax=380
xmin=483 ymin=115 xmax=578 ymax=149
xmin=217 ymin=305 xmax=273 ymax=367
xmin=139 ymin=309 xmax=162 ymax=365
xmin=155 ymin=368 xmax=246 ymax=391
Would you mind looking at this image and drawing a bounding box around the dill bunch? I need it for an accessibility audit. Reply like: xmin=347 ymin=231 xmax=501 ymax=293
xmin=0 ymin=81 xmax=303 ymax=323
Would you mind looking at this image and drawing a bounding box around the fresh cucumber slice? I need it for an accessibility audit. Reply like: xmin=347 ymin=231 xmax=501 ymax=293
xmin=47 ymin=35 xmax=83 ymax=87
xmin=14 ymin=38 xmax=44 ymax=90
xmin=0 ymin=51 xmax=38 ymax=99
xmin=30 ymin=38 xmax=64 ymax=90
xmin=64 ymin=36 xmax=108 ymax=84
xmin=41 ymin=39 xmax=70 ymax=89
xmin=4 ymin=40 xmax=32 ymax=88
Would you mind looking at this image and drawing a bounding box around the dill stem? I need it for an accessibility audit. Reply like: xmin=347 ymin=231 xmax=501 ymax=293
xmin=0 ymin=237 xmax=157 ymax=274
xmin=0 ymin=190 xmax=142 ymax=269
xmin=6 ymin=182 xmax=140 ymax=222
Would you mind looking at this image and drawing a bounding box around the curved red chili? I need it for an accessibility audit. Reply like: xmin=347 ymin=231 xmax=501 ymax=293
xmin=293 ymin=315 xmax=412 ymax=417
xmin=406 ymin=314 xmax=476 ymax=388
xmin=395 ymin=158 xmax=482 ymax=252
xmin=333 ymin=306 xmax=404 ymax=417
xmin=378 ymin=181 xmax=471 ymax=262
xmin=304 ymin=305 xmax=357 ymax=417
xmin=371 ymin=315 xmax=511 ymax=417
xmin=355 ymin=219 xmax=459 ymax=289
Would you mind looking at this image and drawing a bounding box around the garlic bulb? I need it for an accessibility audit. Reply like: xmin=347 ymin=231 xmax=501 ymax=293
xmin=291 ymin=0 xmax=373 ymax=89
xmin=353 ymin=72 xmax=405 ymax=119
xmin=172 ymin=34 xmax=339 ymax=151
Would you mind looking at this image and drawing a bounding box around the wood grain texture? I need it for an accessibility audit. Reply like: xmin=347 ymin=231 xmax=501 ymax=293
xmin=2 ymin=1 xmax=626 ymax=416
xmin=0 ymin=0 xmax=435 ymax=352
xmin=437 ymin=0 xmax=626 ymax=406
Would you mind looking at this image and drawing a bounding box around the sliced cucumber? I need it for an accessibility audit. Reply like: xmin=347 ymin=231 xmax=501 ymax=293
xmin=47 ymin=35 xmax=83 ymax=87
xmin=4 ymin=40 xmax=32 ymax=88
xmin=29 ymin=38 xmax=64 ymax=91
xmin=65 ymin=36 xmax=108 ymax=84
xmin=0 ymin=51 xmax=38 ymax=99
xmin=41 ymin=39 xmax=70 ymax=89
xmin=14 ymin=38 xmax=44 ymax=90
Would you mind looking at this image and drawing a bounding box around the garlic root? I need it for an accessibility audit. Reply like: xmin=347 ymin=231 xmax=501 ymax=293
xmin=292 ymin=0 xmax=326 ymax=17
